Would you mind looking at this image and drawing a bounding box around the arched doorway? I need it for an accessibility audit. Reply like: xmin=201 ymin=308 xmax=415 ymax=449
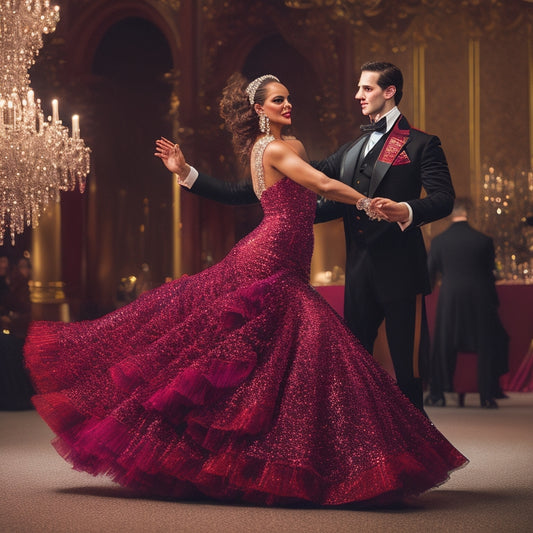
xmin=83 ymin=17 xmax=174 ymax=316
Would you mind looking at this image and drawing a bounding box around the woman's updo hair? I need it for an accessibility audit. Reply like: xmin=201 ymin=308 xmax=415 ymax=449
xmin=219 ymin=73 xmax=279 ymax=165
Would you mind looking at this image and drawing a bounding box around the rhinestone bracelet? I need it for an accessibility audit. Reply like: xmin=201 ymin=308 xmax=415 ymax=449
xmin=356 ymin=197 xmax=382 ymax=221
xmin=356 ymin=197 xmax=371 ymax=212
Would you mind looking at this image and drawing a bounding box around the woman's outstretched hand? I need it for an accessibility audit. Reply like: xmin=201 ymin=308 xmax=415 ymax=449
xmin=154 ymin=137 xmax=190 ymax=177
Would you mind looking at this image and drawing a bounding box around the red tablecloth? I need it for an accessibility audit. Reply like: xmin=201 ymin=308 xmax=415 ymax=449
xmin=315 ymin=284 xmax=533 ymax=391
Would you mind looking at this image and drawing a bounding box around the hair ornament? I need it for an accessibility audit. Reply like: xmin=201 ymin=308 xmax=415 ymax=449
xmin=245 ymin=75 xmax=280 ymax=105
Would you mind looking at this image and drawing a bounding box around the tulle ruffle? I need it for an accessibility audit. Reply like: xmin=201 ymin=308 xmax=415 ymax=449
xmin=25 ymin=274 xmax=466 ymax=506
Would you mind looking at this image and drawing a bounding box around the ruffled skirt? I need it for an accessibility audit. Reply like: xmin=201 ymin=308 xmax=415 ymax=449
xmin=25 ymin=268 xmax=467 ymax=506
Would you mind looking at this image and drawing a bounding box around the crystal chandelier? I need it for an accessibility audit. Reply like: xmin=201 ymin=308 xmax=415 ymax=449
xmin=0 ymin=0 xmax=91 ymax=245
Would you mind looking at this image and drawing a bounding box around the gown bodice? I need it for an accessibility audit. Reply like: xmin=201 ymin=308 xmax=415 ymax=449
xmin=229 ymin=135 xmax=316 ymax=283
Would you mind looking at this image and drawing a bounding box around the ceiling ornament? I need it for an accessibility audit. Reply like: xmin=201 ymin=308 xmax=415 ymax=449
xmin=282 ymin=0 xmax=532 ymax=50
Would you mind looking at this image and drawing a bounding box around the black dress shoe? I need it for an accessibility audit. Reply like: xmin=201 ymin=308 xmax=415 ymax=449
xmin=457 ymin=393 xmax=466 ymax=408
xmin=424 ymin=394 xmax=445 ymax=407
xmin=480 ymin=398 xmax=498 ymax=409
xmin=493 ymin=391 xmax=509 ymax=399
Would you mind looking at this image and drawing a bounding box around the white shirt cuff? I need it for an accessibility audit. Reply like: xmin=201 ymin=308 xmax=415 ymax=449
xmin=176 ymin=166 xmax=198 ymax=189
xmin=397 ymin=202 xmax=413 ymax=231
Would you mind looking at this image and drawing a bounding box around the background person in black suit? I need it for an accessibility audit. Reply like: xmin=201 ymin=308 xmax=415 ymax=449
xmin=424 ymin=198 xmax=509 ymax=409
xmin=0 ymin=256 xmax=34 ymax=410
xmin=164 ymin=62 xmax=455 ymax=412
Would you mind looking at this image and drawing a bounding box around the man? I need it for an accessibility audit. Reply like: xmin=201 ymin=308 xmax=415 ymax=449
xmin=170 ymin=62 xmax=455 ymax=412
xmin=425 ymin=198 xmax=509 ymax=409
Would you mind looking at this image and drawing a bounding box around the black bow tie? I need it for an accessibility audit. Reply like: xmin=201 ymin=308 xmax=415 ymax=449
xmin=360 ymin=117 xmax=387 ymax=133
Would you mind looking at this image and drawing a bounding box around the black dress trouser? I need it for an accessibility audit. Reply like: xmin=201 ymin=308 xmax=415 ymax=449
xmin=344 ymin=270 xmax=428 ymax=412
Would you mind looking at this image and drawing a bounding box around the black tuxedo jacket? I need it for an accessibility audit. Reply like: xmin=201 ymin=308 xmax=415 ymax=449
xmin=428 ymin=221 xmax=499 ymax=299
xmin=428 ymin=220 xmax=509 ymax=383
xmin=312 ymin=115 xmax=455 ymax=302
xmin=189 ymin=115 xmax=454 ymax=302
xmin=428 ymin=221 xmax=501 ymax=345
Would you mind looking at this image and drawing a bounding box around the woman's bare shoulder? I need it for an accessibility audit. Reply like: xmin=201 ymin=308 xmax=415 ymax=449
xmin=282 ymin=135 xmax=303 ymax=147
xmin=264 ymin=137 xmax=304 ymax=159
xmin=282 ymin=136 xmax=307 ymax=161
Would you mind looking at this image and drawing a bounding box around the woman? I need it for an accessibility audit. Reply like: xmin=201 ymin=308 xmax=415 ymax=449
xmin=25 ymin=74 xmax=466 ymax=507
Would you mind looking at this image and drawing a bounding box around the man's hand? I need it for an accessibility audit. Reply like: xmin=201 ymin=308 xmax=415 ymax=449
xmin=155 ymin=137 xmax=190 ymax=177
xmin=370 ymin=198 xmax=410 ymax=223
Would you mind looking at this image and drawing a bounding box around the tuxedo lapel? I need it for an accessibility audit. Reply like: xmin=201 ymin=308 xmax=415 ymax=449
xmin=369 ymin=116 xmax=410 ymax=197
xmin=340 ymin=136 xmax=368 ymax=185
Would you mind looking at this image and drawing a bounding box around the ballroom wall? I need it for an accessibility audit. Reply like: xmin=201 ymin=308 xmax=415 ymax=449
xmin=2 ymin=0 xmax=532 ymax=318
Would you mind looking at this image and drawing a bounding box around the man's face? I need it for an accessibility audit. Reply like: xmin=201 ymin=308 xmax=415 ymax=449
xmin=355 ymin=71 xmax=395 ymax=120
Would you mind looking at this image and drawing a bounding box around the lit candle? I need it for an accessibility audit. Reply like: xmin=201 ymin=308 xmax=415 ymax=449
xmin=7 ymin=100 xmax=14 ymax=126
xmin=72 ymin=114 xmax=80 ymax=139
xmin=52 ymin=99 xmax=59 ymax=123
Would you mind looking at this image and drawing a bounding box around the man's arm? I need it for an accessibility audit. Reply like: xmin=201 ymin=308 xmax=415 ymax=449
xmin=371 ymin=135 xmax=454 ymax=227
xmin=189 ymin=171 xmax=258 ymax=205
xmin=311 ymin=142 xmax=351 ymax=223
xmin=311 ymin=141 xmax=351 ymax=180
xmin=189 ymin=169 xmax=344 ymax=220
xmin=190 ymin=143 xmax=350 ymax=216
xmin=155 ymin=137 xmax=258 ymax=206
xmin=314 ymin=196 xmax=344 ymax=223
xmin=160 ymin=136 xmax=351 ymax=213
xmin=427 ymin=240 xmax=441 ymax=289
xmin=406 ymin=135 xmax=455 ymax=227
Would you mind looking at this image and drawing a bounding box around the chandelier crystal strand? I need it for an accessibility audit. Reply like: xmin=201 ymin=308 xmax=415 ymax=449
xmin=0 ymin=0 xmax=91 ymax=245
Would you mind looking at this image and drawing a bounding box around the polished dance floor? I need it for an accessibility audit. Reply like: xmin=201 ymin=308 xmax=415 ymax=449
xmin=1 ymin=392 xmax=532 ymax=533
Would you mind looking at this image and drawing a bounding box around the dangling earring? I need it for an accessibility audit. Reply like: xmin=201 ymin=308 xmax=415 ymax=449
xmin=259 ymin=113 xmax=270 ymax=135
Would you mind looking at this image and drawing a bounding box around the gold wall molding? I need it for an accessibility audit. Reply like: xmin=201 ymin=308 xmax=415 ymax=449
xmin=412 ymin=44 xmax=426 ymax=131
xmin=77 ymin=0 xmax=181 ymax=9
xmin=530 ymin=31 xmax=533 ymax=169
xmin=282 ymin=0 xmax=532 ymax=51
xmin=158 ymin=0 xmax=181 ymax=10
xmin=172 ymin=178 xmax=182 ymax=279
xmin=468 ymin=38 xmax=481 ymax=201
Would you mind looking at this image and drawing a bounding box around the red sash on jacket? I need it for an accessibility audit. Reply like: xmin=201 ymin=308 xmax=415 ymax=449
xmin=378 ymin=118 xmax=410 ymax=165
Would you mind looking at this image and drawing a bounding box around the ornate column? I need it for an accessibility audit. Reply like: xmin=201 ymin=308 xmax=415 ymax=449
xmin=29 ymin=203 xmax=70 ymax=322
xmin=412 ymin=44 xmax=426 ymax=131
xmin=172 ymin=179 xmax=182 ymax=279
xmin=167 ymin=69 xmax=186 ymax=280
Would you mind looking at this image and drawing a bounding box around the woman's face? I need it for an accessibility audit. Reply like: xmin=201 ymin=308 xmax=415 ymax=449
xmin=256 ymin=82 xmax=292 ymax=127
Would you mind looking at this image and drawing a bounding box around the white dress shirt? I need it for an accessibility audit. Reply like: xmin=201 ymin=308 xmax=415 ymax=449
xmin=361 ymin=107 xmax=412 ymax=229
xmin=362 ymin=106 xmax=401 ymax=157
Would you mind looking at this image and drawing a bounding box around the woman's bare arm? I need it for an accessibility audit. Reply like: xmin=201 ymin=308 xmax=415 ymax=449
xmin=265 ymin=140 xmax=366 ymax=206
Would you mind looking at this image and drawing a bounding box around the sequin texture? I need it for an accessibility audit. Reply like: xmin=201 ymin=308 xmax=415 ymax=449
xmin=24 ymin=137 xmax=467 ymax=506
xmin=251 ymin=134 xmax=275 ymax=199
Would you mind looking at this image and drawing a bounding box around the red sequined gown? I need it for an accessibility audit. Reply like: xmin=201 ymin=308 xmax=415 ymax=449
xmin=24 ymin=137 xmax=467 ymax=506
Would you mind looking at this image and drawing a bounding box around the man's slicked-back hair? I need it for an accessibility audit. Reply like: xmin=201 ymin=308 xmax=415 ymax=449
xmin=361 ymin=61 xmax=403 ymax=105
